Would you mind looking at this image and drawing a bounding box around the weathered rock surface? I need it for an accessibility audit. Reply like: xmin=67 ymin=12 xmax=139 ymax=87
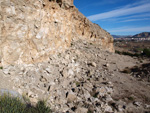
xmin=0 ymin=0 xmax=114 ymax=66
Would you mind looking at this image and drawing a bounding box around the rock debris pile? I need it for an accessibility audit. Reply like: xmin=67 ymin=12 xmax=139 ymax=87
xmin=2 ymin=39 xmax=114 ymax=113
xmin=2 ymin=39 xmax=150 ymax=113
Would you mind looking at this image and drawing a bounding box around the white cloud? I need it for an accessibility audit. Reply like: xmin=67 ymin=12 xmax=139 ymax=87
xmin=87 ymin=2 xmax=150 ymax=21
xmin=121 ymin=13 xmax=150 ymax=19
xmin=99 ymin=13 xmax=150 ymax=23
xmin=120 ymin=18 xmax=150 ymax=22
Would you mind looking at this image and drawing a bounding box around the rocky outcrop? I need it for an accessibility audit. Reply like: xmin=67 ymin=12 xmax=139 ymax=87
xmin=0 ymin=0 xmax=114 ymax=66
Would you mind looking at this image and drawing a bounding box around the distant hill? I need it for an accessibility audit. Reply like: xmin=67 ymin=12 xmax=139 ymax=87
xmin=132 ymin=32 xmax=150 ymax=38
xmin=112 ymin=35 xmax=132 ymax=38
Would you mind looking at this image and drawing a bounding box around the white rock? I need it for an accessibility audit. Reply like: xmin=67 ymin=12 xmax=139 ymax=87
xmin=104 ymin=105 xmax=113 ymax=112
xmin=68 ymin=69 xmax=74 ymax=76
xmin=76 ymin=107 xmax=88 ymax=113
xmin=84 ymin=90 xmax=91 ymax=99
xmin=145 ymin=104 xmax=150 ymax=108
xmin=91 ymin=62 xmax=97 ymax=67
xmin=67 ymin=92 xmax=77 ymax=103
xmin=133 ymin=101 xmax=142 ymax=107
xmin=3 ymin=66 xmax=13 ymax=75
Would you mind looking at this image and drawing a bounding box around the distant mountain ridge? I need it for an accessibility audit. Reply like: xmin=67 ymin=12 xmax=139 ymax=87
xmin=132 ymin=32 xmax=150 ymax=38
xmin=112 ymin=32 xmax=150 ymax=38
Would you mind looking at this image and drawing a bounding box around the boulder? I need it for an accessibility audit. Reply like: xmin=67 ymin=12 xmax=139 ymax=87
xmin=67 ymin=92 xmax=77 ymax=103
xmin=0 ymin=89 xmax=23 ymax=101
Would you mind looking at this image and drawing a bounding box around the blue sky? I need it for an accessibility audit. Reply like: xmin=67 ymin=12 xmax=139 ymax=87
xmin=74 ymin=0 xmax=150 ymax=35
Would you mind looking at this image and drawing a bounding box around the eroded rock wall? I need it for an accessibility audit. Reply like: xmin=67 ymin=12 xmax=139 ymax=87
xmin=0 ymin=0 xmax=114 ymax=66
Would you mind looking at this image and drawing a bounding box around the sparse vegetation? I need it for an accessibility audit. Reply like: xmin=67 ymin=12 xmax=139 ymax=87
xmin=143 ymin=95 xmax=150 ymax=103
xmin=57 ymin=53 xmax=62 ymax=58
xmin=87 ymin=78 xmax=90 ymax=81
xmin=122 ymin=67 xmax=131 ymax=74
xmin=115 ymin=40 xmax=150 ymax=58
xmin=127 ymin=96 xmax=134 ymax=101
xmin=87 ymin=110 xmax=92 ymax=113
xmin=122 ymin=63 xmax=150 ymax=82
xmin=115 ymin=50 xmax=140 ymax=57
xmin=0 ymin=94 xmax=51 ymax=113
xmin=116 ymin=48 xmax=150 ymax=58
xmin=75 ymin=82 xmax=80 ymax=87
xmin=93 ymin=92 xmax=99 ymax=98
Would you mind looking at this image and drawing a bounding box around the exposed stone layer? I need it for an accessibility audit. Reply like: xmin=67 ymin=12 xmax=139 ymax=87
xmin=0 ymin=0 xmax=114 ymax=66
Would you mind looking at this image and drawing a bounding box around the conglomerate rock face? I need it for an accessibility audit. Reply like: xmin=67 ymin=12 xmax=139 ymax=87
xmin=0 ymin=0 xmax=114 ymax=66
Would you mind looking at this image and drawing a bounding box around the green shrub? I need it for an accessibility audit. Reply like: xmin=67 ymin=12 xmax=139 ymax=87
xmin=127 ymin=96 xmax=134 ymax=101
xmin=35 ymin=101 xmax=51 ymax=113
xmin=115 ymin=50 xmax=121 ymax=54
xmin=0 ymin=94 xmax=26 ymax=113
xmin=0 ymin=94 xmax=51 ymax=113
xmin=143 ymin=48 xmax=150 ymax=57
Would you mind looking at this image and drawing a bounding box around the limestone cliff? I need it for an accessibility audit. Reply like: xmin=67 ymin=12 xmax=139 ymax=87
xmin=0 ymin=0 xmax=114 ymax=66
